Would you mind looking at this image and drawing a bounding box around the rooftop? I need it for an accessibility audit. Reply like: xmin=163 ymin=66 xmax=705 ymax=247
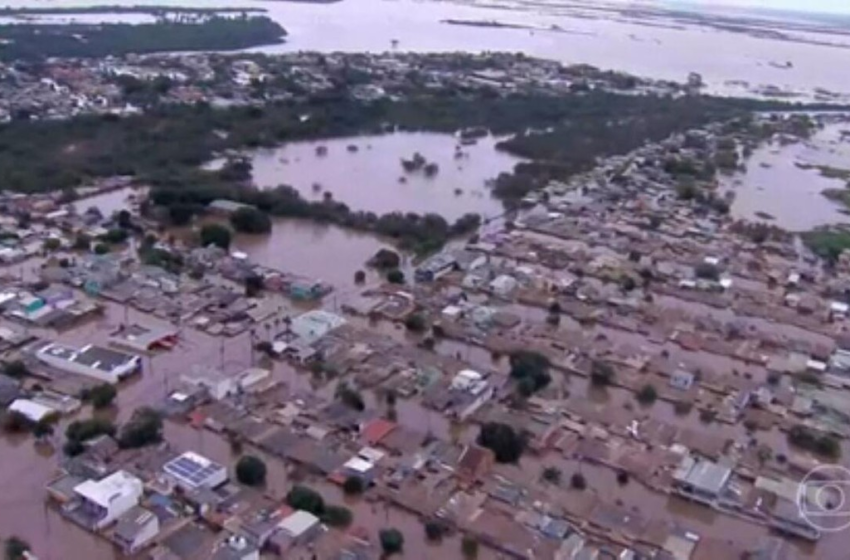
xmin=74 ymin=470 xmax=143 ymax=508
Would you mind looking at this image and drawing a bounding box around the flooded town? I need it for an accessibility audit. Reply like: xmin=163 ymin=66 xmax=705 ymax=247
xmin=1 ymin=1 xmax=850 ymax=560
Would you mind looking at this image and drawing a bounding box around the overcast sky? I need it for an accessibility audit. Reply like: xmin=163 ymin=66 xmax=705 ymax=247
xmin=674 ymin=0 xmax=850 ymax=15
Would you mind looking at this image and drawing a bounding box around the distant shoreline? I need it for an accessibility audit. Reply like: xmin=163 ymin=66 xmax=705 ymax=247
xmin=0 ymin=5 xmax=268 ymax=16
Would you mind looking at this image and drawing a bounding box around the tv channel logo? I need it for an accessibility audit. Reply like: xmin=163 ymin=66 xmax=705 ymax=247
xmin=797 ymin=465 xmax=850 ymax=533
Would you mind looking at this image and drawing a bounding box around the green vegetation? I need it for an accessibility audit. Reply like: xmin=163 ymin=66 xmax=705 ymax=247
xmin=590 ymin=360 xmax=615 ymax=387
xmin=64 ymin=417 xmax=117 ymax=455
xmin=509 ymin=350 xmax=552 ymax=397
xmin=0 ymin=16 xmax=285 ymax=62
xmin=477 ymin=422 xmax=525 ymax=463
xmin=404 ymin=312 xmax=427 ymax=332
xmin=636 ymin=384 xmax=658 ymax=405
xmin=424 ymin=520 xmax=449 ymax=541
xmin=616 ymin=471 xmax=630 ymax=485
xmin=200 ymin=223 xmax=232 ymax=249
xmin=81 ymin=383 xmax=117 ymax=409
xmin=3 ymin=360 xmax=30 ymax=379
xmin=386 ymin=269 xmax=405 ymax=284
xmin=788 ymin=425 xmax=841 ymax=459
xmin=343 ymin=475 xmax=365 ymax=495
xmin=369 ymin=248 xmax=401 ymax=269
xmin=542 ymin=466 xmax=561 ymax=485
xmin=570 ymin=472 xmax=587 ymax=491
xmin=802 ymin=227 xmax=850 ymax=264
xmin=379 ymin=528 xmax=405 ymax=555
xmin=335 ymin=382 xmax=365 ymax=412
xmin=230 ymin=206 xmax=272 ymax=234
xmin=43 ymin=237 xmax=62 ymax=251
xmin=2 ymin=411 xmax=32 ymax=434
xmin=461 ymin=536 xmax=479 ymax=560
xmin=117 ymin=407 xmax=163 ymax=449
xmin=4 ymin=536 xmax=30 ymax=560
xmin=285 ymin=485 xmax=353 ymax=528
xmin=235 ymin=455 xmax=267 ymax=486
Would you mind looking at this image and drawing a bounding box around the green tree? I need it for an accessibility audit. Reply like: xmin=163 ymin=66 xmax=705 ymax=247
xmin=321 ymin=505 xmax=353 ymax=528
xmin=200 ymin=223 xmax=232 ymax=250
xmin=379 ymin=528 xmax=404 ymax=555
xmin=94 ymin=243 xmax=110 ymax=255
xmin=542 ymin=466 xmax=561 ymax=485
xmin=509 ymin=350 xmax=551 ymax=396
xmin=636 ymin=384 xmax=658 ymax=405
xmin=570 ymin=472 xmax=587 ymax=490
xmin=477 ymin=422 xmax=525 ymax=463
xmin=404 ymin=313 xmax=427 ymax=332
xmin=43 ymin=237 xmax=61 ymax=251
xmin=354 ymin=270 xmax=366 ymax=284
xmin=85 ymin=383 xmax=117 ymax=409
xmin=235 ymin=455 xmax=267 ymax=486
xmin=3 ymin=360 xmax=30 ymax=379
xmin=73 ymin=233 xmax=92 ymax=251
xmin=461 ymin=536 xmax=479 ymax=560
xmin=117 ymin=407 xmax=162 ymax=449
xmin=590 ymin=360 xmax=615 ymax=387
xmin=386 ymin=269 xmax=405 ymax=284
xmin=230 ymin=207 xmax=272 ymax=234
xmin=342 ymin=476 xmax=365 ymax=495
xmin=424 ymin=520 xmax=448 ymax=541
xmin=286 ymin=485 xmax=325 ymax=514
xmin=4 ymin=536 xmax=30 ymax=560
xmin=335 ymin=382 xmax=365 ymax=412
xmin=65 ymin=417 xmax=117 ymax=445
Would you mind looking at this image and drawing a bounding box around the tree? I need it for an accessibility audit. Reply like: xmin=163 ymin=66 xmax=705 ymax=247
xmin=230 ymin=207 xmax=272 ymax=234
xmin=694 ymin=262 xmax=721 ymax=281
xmin=33 ymin=417 xmax=55 ymax=440
xmin=235 ymin=455 xmax=267 ymax=486
xmin=73 ymin=233 xmax=92 ymax=251
xmin=509 ymin=350 xmax=551 ymax=396
xmin=3 ymin=360 xmax=30 ymax=379
xmin=424 ymin=520 xmax=448 ymax=541
xmin=477 ymin=422 xmax=525 ymax=463
xmin=94 ymin=242 xmax=110 ymax=255
xmin=117 ymin=209 xmax=133 ymax=229
xmin=85 ymin=383 xmax=117 ymax=409
xmin=461 ymin=536 xmax=479 ymax=560
xmin=404 ymin=313 xmax=427 ymax=332
xmin=245 ymin=274 xmax=264 ymax=297
xmin=43 ymin=237 xmax=61 ymax=251
xmin=542 ymin=466 xmax=561 ymax=485
xmin=343 ymin=475 xmax=365 ymax=495
xmin=386 ymin=269 xmax=405 ymax=284
xmin=118 ymin=407 xmax=162 ymax=449
xmin=570 ymin=472 xmax=587 ymax=490
xmin=354 ymin=270 xmax=366 ymax=284
xmin=100 ymin=228 xmax=129 ymax=244
xmin=379 ymin=528 xmax=404 ymax=555
xmin=65 ymin=417 xmax=116 ymax=445
xmin=636 ymin=384 xmax=658 ymax=405
xmin=4 ymin=536 xmax=30 ymax=560
xmin=335 ymin=382 xmax=365 ymax=412
xmin=200 ymin=223 xmax=232 ymax=250
xmin=617 ymin=471 xmax=630 ymax=485
xmin=321 ymin=505 xmax=353 ymax=528
xmin=590 ymin=360 xmax=615 ymax=387
xmin=286 ymin=485 xmax=325 ymax=515
xmin=2 ymin=410 xmax=31 ymax=433
xmin=369 ymin=248 xmax=401 ymax=269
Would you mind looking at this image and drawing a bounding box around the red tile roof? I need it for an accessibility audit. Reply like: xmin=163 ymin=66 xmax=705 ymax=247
xmin=361 ymin=418 xmax=397 ymax=445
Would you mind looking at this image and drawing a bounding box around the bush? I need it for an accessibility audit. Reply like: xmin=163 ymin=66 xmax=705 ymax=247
xmin=117 ymin=407 xmax=162 ymax=449
xmin=4 ymin=536 xmax=30 ymax=560
xmin=477 ymin=422 xmax=525 ymax=463
xmin=370 ymin=248 xmax=401 ymax=269
xmin=343 ymin=476 xmax=365 ymax=495
xmin=461 ymin=536 xmax=479 ymax=559
xmin=570 ymin=472 xmax=587 ymax=491
xmin=424 ymin=520 xmax=448 ymax=541
xmin=85 ymin=383 xmax=117 ymax=409
xmin=404 ymin=313 xmax=427 ymax=332
xmin=335 ymin=382 xmax=365 ymax=412
xmin=63 ymin=439 xmax=85 ymax=457
xmin=235 ymin=455 xmax=267 ymax=486
xmin=2 ymin=410 xmax=32 ymax=433
xmin=542 ymin=466 xmax=561 ymax=485
xmin=286 ymin=485 xmax=325 ymax=515
xmin=636 ymin=384 xmax=658 ymax=405
xmin=199 ymin=223 xmax=232 ymax=249
xmin=43 ymin=237 xmax=61 ymax=251
xmin=321 ymin=505 xmax=353 ymax=528
xmin=230 ymin=206 xmax=272 ymax=234
xmin=3 ymin=360 xmax=30 ymax=379
xmin=616 ymin=471 xmax=629 ymax=485
xmin=386 ymin=269 xmax=405 ymax=284
xmin=673 ymin=401 xmax=693 ymax=415
xmin=590 ymin=360 xmax=615 ymax=387
xmin=509 ymin=350 xmax=551 ymax=396
xmin=66 ymin=417 xmax=116 ymax=444
xmin=73 ymin=233 xmax=92 ymax=251
xmin=94 ymin=243 xmax=110 ymax=255
xmin=379 ymin=528 xmax=404 ymax=555
xmin=354 ymin=270 xmax=366 ymax=284
xmin=100 ymin=228 xmax=129 ymax=244
xmin=788 ymin=425 xmax=841 ymax=459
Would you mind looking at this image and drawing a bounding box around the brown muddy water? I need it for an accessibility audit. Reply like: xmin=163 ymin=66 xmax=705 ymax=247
xmin=212 ymin=132 xmax=521 ymax=221
xmin=723 ymin=123 xmax=850 ymax=231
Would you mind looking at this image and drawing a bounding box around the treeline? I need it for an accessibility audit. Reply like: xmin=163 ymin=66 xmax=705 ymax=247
xmin=0 ymin=16 xmax=285 ymax=62
xmin=0 ymin=6 xmax=266 ymax=15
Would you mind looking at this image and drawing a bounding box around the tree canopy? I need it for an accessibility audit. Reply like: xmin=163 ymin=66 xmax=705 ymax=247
xmin=235 ymin=455 xmax=267 ymax=486
xmin=477 ymin=422 xmax=525 ymax=463
xmin=200 ymin=223 xmax=232 ymax=249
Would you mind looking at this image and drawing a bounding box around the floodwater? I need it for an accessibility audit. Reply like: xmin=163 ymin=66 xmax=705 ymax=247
xmin=242 ymin=132 xmax=519 ymax=221
xmin=72 ymin=186 xmax=141 ymax=217
xmin=2 ymin=0 xmax=850 ymax=99
xmin=723 ymin=125 xmax=850 ymax=231
xmin=230 ymin=217 xmax=398 ymax=288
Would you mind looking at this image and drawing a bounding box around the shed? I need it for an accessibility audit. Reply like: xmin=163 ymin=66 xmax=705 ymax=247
xmin=8 ymin=398 xmax=55 ymax=423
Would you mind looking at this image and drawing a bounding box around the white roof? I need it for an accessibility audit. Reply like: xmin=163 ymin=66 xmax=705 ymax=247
xmin=357 ymin=446 xmax=385 ymax=463
xmin=74 ymin=471 xmax=142 ymax=508
xmin=343 ymin=457 xmax=374 ymax=474
xmin=831 ymin=301 xmax=849 ymax=313
xmin=278 ymin=510 xmax=320 ymax=537
xmin=8 ymin=399 xmax=54 ymax=423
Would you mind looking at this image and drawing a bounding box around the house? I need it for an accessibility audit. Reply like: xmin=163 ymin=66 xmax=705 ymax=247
xmin=672 ymin=456 xmax=731 ymax=504
xmin=209 ymin=199 xmax=255 ymax=216
xmin=180 ymin=365 xmax=237 ymax=401
xmin=71 ymin=470 xmax=144 ymax=529
xmin=290 ymin=310 xmax=346 ymax=344
xmin=277 ymin=510 xmax=323 ymax=546
xmin=163 ymin=451 xmax=228 ymax=492
xmin=456 ymin=445 xmax=495 ymax=483
xmin=35 ymin=342 xmax=141 ymax=384
xmin=669 ymin=370 xmax=695 ymax=391
xmin=415 ymin=253 xmax=457 ymax=282
xmin=113 ymin=506 xmax=160 ymax=554
xmin=8 ymin=398 xmax=56 ymax=423
xmin=210 ymin=535 xmax=260 ymax=560
xmin=108 ymin=324 xmax=179 ymax=353
xmin=489 ymin=274 xmax=518 ymax=298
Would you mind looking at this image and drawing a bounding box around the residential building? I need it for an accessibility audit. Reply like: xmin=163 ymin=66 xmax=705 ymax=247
xmin=672 ymin=456 xmax=731 ymax=504
xmin=71 ymin=471 xmax=144 ymax=529
xmin=35 ymin=342 xmax=141 ymax=384
xmin=163 ymin=451 xmax=228 ymax=491
xmin=277 ymin=510 xmax=322 ymax=545
xmin=113 ymin=506 xmax=160 ymax=554
xmin=179 ymin=365 xmax=237 ymax=401
xmin=210 ymin=535 xmax=260 ymax=560
xmin=456 ymin=445 xmax=495 ymax=483
xmin=290 ymin=310 xmax=346 ymax=344
xmin=8 ymin=398 xmax=55 ymax=423
xmin=415 ymin=253 xmax=457 ymax=282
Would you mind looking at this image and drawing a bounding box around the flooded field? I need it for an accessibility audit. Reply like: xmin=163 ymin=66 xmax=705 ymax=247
xmin=1 ymin=0 xmax=850 ymax=100
xmin=723 ymin=124 xmax=850 ymax=230
xmin=228 ymin=132 xmax=519 ymax=221
xmin=72 ymin=186 xmax=142 ymax=217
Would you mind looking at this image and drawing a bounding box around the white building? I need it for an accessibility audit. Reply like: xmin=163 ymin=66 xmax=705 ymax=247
xmin=278 ymin=510 xmax=322 ymax=544
xmin=36 ymin=343 xmax=141 ymax=384
xmin=8 ymin=398 xmax=56 ymax=423
xmin=180 ymin=365 xmax=236 ymax=401
xmin=163 ymin=451 xmax=228 ymax=491
xmin=73 ymin=471 xmax=144 ymax=529
xmin=290 ymin=310 xmax=346 ymax=344
xmin=113 ymin=506 xmax=159 ymax=554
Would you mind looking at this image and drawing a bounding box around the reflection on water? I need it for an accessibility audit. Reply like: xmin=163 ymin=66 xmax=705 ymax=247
xmin=723 ymin=125 xmax=850 ymax=231
xmin=245 ymin=132 xmax=520 ymax=221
